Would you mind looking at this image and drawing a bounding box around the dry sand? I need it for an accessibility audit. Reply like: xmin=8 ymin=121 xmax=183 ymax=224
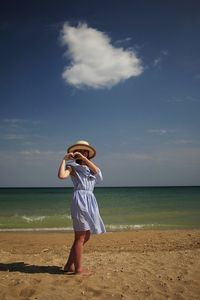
xmin=0 ymin=230 xmax=200 ymax=300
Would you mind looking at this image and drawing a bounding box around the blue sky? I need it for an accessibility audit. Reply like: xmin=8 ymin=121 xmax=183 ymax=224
xmin=0 ymin=0 xmax=200 ymax=187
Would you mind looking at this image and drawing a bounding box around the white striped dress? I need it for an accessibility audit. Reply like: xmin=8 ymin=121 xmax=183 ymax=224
xmin=66 ymin=161 xmax=106 ymax=234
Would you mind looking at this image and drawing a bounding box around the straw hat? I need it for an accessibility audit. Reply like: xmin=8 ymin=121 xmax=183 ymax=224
xmin=67 ymin=140 xmax=96 ymax=159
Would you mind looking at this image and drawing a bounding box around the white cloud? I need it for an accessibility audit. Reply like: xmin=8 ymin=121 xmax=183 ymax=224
xmin=19 ymin=149 xmax=60 ymax=158
xmin=20 ymin=149 xmax=42 ymax=156
xmin=153 ymin=57 xmax=162 ymax=66
xmin=2 ymin=134 xmax=26 ymax=140
xmin=0 ymin=119 xmax=46 ymax=144
xmin=126 ymin=153 xmax=153 ymax=161
xmin=61 ymin=23 xmax=143 ymax=89
xmin=115 ymin=37 xmax=132 ymax=44
xmin=153 ymin=50 xmax=168 ymax=67
xmin=2 ymin=119 xmax=40 ymax=125
xmin=148 ymin=129 xmax=168 ymax=135
xmin=17 ymin=149 xmax=65 ymax=161
xmin=101 ymin=151 xmax=153 ymax=162
xmin=166 ymin=139 xmax=194 ymax=145
xmin=166 ymin=96 xmax=200 ymax=103
xmin=0 ymin=149 xmax=64 ymax=162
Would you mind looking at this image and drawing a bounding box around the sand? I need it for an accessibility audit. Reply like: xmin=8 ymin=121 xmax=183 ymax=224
xmin=0 ymin=230 xmax=200 ymax=300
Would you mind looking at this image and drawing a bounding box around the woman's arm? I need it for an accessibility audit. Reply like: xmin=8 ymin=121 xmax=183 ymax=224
xmin=74 ymin=152 xmax=99 ymax=175
xmin=57 ymin=153 xmax=73 ymax=179
xmin=83 ymin=157 xmax=99 ymax=175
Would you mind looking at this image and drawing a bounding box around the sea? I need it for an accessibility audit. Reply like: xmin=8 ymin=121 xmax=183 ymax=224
xmin=0 ymin=187 xmax=200 ymax=232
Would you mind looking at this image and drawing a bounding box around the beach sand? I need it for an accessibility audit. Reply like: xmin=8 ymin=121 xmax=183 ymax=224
xmin=0 ymin=230 xmax=200 ymax=300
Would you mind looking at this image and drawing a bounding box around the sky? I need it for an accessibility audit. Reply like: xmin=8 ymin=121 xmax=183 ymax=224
xmin=0 ymin=0 xmax=200 ymax=187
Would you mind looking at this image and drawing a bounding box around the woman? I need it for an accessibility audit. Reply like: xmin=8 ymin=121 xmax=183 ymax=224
xmin=58 ymin=140 xmax=106 ymax=275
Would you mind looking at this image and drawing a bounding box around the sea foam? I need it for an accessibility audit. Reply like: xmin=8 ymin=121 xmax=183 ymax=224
xmin=21 ymin=214 xmax=71 ymax=223
xmin=22 ymin=216 xmax=46 ymax=223
xmin=0 ymin=227 xmax=73 ymax=232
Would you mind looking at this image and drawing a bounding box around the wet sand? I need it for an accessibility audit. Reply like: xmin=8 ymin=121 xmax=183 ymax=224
xmin=0 ymin=230 xmax=200 ymax=300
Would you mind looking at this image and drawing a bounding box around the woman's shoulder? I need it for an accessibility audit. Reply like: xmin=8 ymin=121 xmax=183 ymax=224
xmin=70 ymin=169 xmax=76 ymax=177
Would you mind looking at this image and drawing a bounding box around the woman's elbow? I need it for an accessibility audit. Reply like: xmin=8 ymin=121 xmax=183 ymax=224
xmin=93 ymin=167 xmax=100 ymax=175
xmin=58 ymin=174 xmax=66 ymax=180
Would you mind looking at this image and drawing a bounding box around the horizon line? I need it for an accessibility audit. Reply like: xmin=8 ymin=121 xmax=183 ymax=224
xmin=0 ymin=185 xmax=200 ymax=189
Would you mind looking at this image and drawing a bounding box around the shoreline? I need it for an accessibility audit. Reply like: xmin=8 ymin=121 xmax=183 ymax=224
xmin=1 ymin=227 xmax=200 ymax=233
xmin=0 ymin=229 xmax=200 ymax=299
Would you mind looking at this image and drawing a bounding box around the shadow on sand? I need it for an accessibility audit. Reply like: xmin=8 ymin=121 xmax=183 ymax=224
xmin=0 ymin=262 xmax=65 ymax=275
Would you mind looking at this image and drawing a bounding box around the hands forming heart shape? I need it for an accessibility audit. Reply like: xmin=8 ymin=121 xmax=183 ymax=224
xmin=66 ymin=152 xmax=84 ymax=161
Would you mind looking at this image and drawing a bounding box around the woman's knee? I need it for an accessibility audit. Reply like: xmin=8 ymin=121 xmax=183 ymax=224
xmin=74 ymin=231 xmax=87 ymax=244
xmin=84 ymin=231 xmax=91 ymax=244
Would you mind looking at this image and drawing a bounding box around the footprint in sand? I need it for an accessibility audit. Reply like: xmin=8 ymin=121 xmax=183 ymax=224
xmin=32 ymin=278 xmax=41 ymax=284
xmin=19 ymin=288 xmax=35 ymax=298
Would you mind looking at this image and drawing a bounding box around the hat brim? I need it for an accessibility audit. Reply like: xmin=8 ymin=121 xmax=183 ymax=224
xmin=67 ymin=143 xmax=96 ymax=159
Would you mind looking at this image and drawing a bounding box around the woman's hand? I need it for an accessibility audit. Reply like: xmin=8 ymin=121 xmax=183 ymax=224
xmin=63 ymin=152 xmax=86 ymax=161
xmin=63 ymin=152 xmax=74 ymax=161
xmin=73 ymin=152 xmax=86 ymax=161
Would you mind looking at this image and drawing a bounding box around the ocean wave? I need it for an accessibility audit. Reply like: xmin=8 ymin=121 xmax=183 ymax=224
xmin=106 ymin=224 xmax=155 ymax=230
xmin=60 ymin=214 xmax=71 ymax=219
xmin=20 ymin=214 xmax=71 ymax=223
xmin=22 ymin=216 xmax=46 ymax=223
xmin=0 ymin=227 xmax=73 ymax=232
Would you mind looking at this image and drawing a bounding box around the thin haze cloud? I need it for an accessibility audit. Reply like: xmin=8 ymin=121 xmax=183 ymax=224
xmin=148 ymin=129 xmax=168 ymax=135
xmin=61 ymin=23 xmax=143 ymax=89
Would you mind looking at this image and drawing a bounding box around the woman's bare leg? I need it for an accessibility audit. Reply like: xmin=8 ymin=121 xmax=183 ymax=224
xmin=64 ymin=230 xmax=90 ymax=273
xmin=73 ymin=231 xmax=86 ymax=273
xmin=84 ymin=230 xmax=91 ymax=244
xmin=64 ymin=243 xmax=76 ymax=272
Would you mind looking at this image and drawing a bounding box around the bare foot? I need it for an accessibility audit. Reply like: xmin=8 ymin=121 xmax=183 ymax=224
xmin=63 ymin=264 xmax=75 ymax=273
xmin=75 ymin=269 xmax=92 ymax=276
